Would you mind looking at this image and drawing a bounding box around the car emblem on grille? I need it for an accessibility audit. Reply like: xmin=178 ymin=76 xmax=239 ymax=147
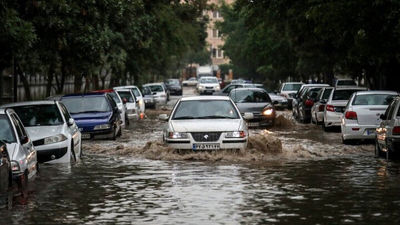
xmin=204 ymin=134 xmax=209 ymax=139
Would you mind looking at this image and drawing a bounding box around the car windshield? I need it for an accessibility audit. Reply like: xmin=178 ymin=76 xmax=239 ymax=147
xmin=147 ymin=85 xmax=163 ymax=92
xmin=352 ymin=94 xmax=398 ymax=105
xmin=230 ymin=90 xmax=272 ymax=103
xmin=283 ymin=83 xmax=302 ymax=91
xmin=172 ymin=100 xmax=239 ymax=120
xmin=333 ymin=89 xmax=360 ymax=100
xmin=200 ymin=78 xmax=218 ymax=84
xmin=117 ymin=91 xmax=135 ymax=103
xmin=109 ymin=92 xmax=121 ymax=104
xmin=0 ymin=115 xmax=16 ymax=143
xmin=13 ymin=104 xmax=64 ymax=127
xmin=62 ymin=96 xmax=111 ymax=114
xmin=132 ymin=88 xmax=141 ymax=97
xmin=167 ymin=79 xmax=180 ymax=85
xmin=338 ymin=80 xmax=356 ymax=86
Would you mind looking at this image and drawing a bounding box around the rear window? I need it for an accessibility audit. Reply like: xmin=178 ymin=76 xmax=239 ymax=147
xmin=332 ymin=89 xmax=360 ymax=101
xmin=352 ymin=94 xmax=397 ymax=106
xmin=230 ymin=90 xmax=272 ymax=103
xmin=0 ymin=115 xmax=16 ymax=143
xmin=322 ymin=89 xmax=333 ymax=100
xmin=13 ymin=104 xmax=64 ymax=127
xmin=62 ymin=96 xmax=111 ymax=114
xmin=147 ymin=85 xmax=164 ymax=92
xmin=282 ymin=83 xmax=302 ymax=91
xmin=337 ymin=80 xmax=356 ymax=86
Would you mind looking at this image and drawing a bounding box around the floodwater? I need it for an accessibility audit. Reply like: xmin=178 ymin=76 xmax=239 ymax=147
xmin=2 ymin=87 xmax=400 ymax=224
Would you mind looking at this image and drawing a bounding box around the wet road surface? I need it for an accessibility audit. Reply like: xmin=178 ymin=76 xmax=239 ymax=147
xmin=2 ymin=87 xmax=400 ymax=224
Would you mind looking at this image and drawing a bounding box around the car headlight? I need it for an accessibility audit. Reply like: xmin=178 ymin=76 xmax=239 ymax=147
xmin=94 ymin=124 xmax=111 ymax=130
xmin=168 ymin=132 xmax=189 ymax=139
xmin=215 ymin=86 xmax=220 ymax=91
xmin=11 ymin=161 xmax=21 ymax=172
xmin=199 ymin=86 xmax=205 ymax=90
xmin=226 ymin=131 xmax=247 ymax=138
xmin=44 ymin=134 xmax=67 ymax=145
xmin=139 ymin=99 xmax=144 ymax=106
xmin=262 ymin=108 xmax=274 ymax=116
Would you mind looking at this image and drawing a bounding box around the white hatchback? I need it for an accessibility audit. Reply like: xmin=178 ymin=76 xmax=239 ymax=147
xmin=159 ymin=96 xmax=251 ymax=150
xmin=144 ymin=83 xmax=169 ymax=105
xmin=3 ymin=101 xmax=82 ymax=163
xmin=341 ymin=91 xmax=398 ymax=144
xmin=114 ymin=86 xmax=145 ymax=117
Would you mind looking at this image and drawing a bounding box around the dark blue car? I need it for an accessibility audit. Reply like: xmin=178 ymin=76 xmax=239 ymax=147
xmin=61 ymin=93 xmax=122 ymax=140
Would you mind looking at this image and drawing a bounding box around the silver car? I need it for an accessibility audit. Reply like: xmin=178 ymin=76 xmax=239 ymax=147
xmin=311 ymin=87 xmax=333 ymax=124
xmin=3 ymin=101 xmax=82 ymax=163
xmin=144 ymin=83 xmax=169 ymax=105
xmin=159 ymin=96 xmax=251 ymax=150
xmin=376 ymin=96 xmax=400 ymax=159
xmin=0 ymin=108 xmax=37 ymax=192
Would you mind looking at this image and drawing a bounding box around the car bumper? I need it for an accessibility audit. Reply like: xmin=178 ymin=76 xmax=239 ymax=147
xmin=315 ymin=111 xmax=324 ymax=123
xmin=246 ymin=114 xmax=275 ymax=127
xmin=199 ymin=89 xmax=218 ymax=94
xmin=127 ymin=113 xmax=139 ymax=120
xmin=165 ymin=137 xmax=247 ymax=150
xmin=81 ymin=128 xmax=114 ymax=139
xmin=324 ymin=111 xmax=343 ymax=127
xmin=341 ymin=123 xmax=378 ymax=140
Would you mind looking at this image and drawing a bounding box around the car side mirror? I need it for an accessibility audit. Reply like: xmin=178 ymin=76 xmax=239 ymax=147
xmin=67 ymin=118 xmax=75 ymax=126
xmin=380 ymin=114 xmax=387 ymax=120
xmin=159 ymin=114 xmax=169 ymax=121
xmin=243 ymin=112 xmax=254 ymax=120
xmin=20 ymin=135 xmax=29 ymax=145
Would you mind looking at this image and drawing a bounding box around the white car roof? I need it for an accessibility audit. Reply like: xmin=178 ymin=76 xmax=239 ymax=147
xmin=283 ymin=82 xmax=303 ymax=84
xmin=301 ymin=84 xmax=330 ymax=87
xmin=354 ymin=90 xmax=399 ymax=95
xmin=199 ymin=76 xmax=217 ymax=79
xmin=143 ymin=83 xmax=164 ymax=86
xmin=114 ymin=88 xmax=132 ymax=92
xmin=114 ymin=85 xmax=138 ymax=89
xmin=180 ymin=96 xmax=231 ymax=101
xmin=2 ymin=100 xmax=57 ymax=108
xmin=334 ymin=87 xmax=367 ymax=91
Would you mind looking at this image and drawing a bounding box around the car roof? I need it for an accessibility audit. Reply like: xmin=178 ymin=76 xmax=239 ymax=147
xmin=354 ymin=90 xmax=399 ymax=95
xmin=180 ymin=96 xmax=231 ymax=101
xmin=143 ymin=83 xmax=164 ymax=86
xmin=301 ymin=84 xmax=330 ymax=87
xmin=114 ymin=85 xmax=138 ymax=89
xmin=199 ymin=76 xmax=217 ymax=79
xmin=92 ymin=89 xmax=115 ymax=93
xmin=114 ymin=88 xmax=132 ymax=92
xmin=334 ymin=87 xmax=367 ymax=91
xmin=62 ymin=92 xmax=106 ymax=98
xmin=2 ymin=100 xmax=57 ymax=108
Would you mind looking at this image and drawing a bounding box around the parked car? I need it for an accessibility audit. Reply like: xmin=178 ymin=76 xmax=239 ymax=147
xmin=141 ymin=86 xmax=156 ymax=109
xmin=182 ymin=77 xmax=198 ymax=86
xmin=114 ymin=88 xmax=139 ymax=121
xmin=294 ymin=85 xmax=330 ymax=123
xmin=92 ymin=89 xmax=127 ymax=127
xmin=0 ymin=108 xmax=38 ymax=193
xmin=335 ymin=79 xmax=357 ymax=87
xmin=341 ymin=91 xmax=398 ymax=144
xmin=376 ymin=96 xmax=400 ymax=159
xmin=196 ymin=76 xmax=221 ymax=95
xmin=61 ymin=93 xmax=122 ymax=140
xmin=3 ymin=101 xmax=82 ymax=163
xmin=143 ymin=83 xmax=169 ymax=105
xmin=279 ymin=82 xmax=303 ymax=109
xmin=159 ymin=96 xmax=251 ymax=150
xmin=311 ymin=87 xmax=334 ymax=124
xmin=165 ymin=79 xmax=183 ymax=95
xmin=114 ymin=86 xmax=145 ymax=117
xmin=323 ymin=87 xmax=367 ymax=130
xmin=230 ymin=88 xmax=275 ymax=127
xmin=213 ymin=83 xmax=255 ymax=96
xmin=0 ymin=141 xmax=11 ymax=194
xmin=292 ymin=84 xmax=330 ymax=119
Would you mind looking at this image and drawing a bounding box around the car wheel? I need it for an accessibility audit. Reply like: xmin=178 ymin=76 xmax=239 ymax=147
xmin=375 ymin=141 xmax=382 ymax=158
xmin=70 ymin=142 xmax=77 ymax=163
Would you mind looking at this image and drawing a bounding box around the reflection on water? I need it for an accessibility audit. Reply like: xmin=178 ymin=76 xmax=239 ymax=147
xmin=2 ymin=155 xmax=400 ymax=224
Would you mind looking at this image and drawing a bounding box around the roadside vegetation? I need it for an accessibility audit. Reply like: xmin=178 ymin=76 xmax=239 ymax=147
xmin=218 ymin=0 xmax=400 ymax=90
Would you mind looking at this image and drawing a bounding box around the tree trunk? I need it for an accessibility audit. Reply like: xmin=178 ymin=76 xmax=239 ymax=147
xmin=74 ymin=74 xmax=83 ymax=93
xmin=16 ymin=65 xmax=32 ymax=101
xmin=46 ymin=63 xmax=55 ymax=97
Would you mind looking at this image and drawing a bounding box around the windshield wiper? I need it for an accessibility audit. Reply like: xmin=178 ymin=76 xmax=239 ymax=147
xmin=173 ymin=116 xmax=197 ymax=120
xmin=197 ymin=115 xmax=236 ymax=119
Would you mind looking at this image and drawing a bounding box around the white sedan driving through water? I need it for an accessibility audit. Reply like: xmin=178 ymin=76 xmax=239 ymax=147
xmin=159 ymin=96 xmax=252 ymax=151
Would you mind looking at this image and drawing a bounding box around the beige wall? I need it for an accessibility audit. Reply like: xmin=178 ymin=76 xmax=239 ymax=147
xmin=206 ymin=0 xmax=234 ymax=65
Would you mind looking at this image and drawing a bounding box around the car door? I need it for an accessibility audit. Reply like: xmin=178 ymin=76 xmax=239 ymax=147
xmin=9 ymin=113 xmax=36 ymax=177
xmin=58 ymin=102 xmax=80 ymax=155
xmin=377 ymin=99 xmax=398 ymax=145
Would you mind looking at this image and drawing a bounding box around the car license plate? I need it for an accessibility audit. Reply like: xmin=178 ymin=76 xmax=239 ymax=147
xmin=81 ymin=133 xmax=91 ymax=139
xmin=365 ymin=129 xmax=376 ymax=135
xmin=193 ymin=143 xmax=220 ymax=150
xmin=248 ymin=122 xmax=259 ymax=127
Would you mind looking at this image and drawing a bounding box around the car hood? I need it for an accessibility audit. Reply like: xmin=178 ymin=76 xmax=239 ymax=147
xmin=170 ymin=119 xmax=242 ymax=132
xmin=199 ymin=83 xmax=219 ymax=87
xmin=236 ymin=103 xmax=273 ymax=113
xmin=71 ymin=111 xmax=112 ymax=120
xmin=25 ymin=125 xmax=65 ymax=141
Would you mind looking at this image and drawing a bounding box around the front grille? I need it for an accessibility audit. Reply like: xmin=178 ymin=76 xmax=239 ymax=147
xmin=33 ymin=139 xmax=45 ymax=146
xmin=206 ymin=87 xmax=213 ymax=89
xmin=191 ymin=132 xmax=221 ymax=142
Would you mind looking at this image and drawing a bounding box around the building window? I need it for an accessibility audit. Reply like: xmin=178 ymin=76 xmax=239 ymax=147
xmin=213 ymin=10 xmax=220 ymax=18
xmin=212 ymin=48 xmax=217 ymax=58
xmin=212 ymin=29 xmax=221 ymax=38
xmin=217 ymin=49 xmax=223 ymax=58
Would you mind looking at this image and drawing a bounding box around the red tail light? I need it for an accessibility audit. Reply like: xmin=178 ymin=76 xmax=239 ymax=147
xmin=318 ymin=105 xmax=325 ymax=111
xmin=305 ymin=99 xmax=314 ymax=107
xmin=393 ymin=126 xmax=400 ymax=135
xmin=326 ymin=105 xmax=335 ymax=112
xmin=345 ymin=111 xmax=358 ymax=120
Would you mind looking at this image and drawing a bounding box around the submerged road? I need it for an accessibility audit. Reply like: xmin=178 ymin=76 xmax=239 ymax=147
xmin=2 ymin=87 xmax=400 ymax=225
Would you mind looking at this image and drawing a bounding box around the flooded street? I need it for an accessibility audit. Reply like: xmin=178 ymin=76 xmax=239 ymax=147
xmin=3 ymin=87 xmax=400 ymax=224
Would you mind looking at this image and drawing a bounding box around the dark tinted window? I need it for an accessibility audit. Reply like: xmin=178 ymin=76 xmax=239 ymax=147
xmin=117 ymin=91 xmax=135 ymax=103
xmin=166 ymin=79 xmax=180 ymax=85
xmin=306 ymin=88 xmax=322 ymax=99
xmin=58 ymin=103 xmax=71 ymax=121
xmin=352 ymin=94 xmax=397 ymax=106
xmin=332 ymin=89 xmax=360 ymax=100
xmin=322 ymin=88 xmax=333 ymax=100
xmin=172 ymin=100 xmax=239 ymax=119
xmin=106 ymin=94 xmax=117 ymax=109
xmin=13 ymin=104 xmax=64 ymax=127
xmin=147 ymin=85 xmax=164 ymax=92
xmin=61 ymin=96 xmax=111 ymax=114
xmin=282 ymin=83 xmax=302 ymax=91
xmin=230 ymin=90 xmax=272 ymax=103
xmin=337 ymin=80 xmax=356 ymax=86
xmin=0 ymin=115 xmax=16 ymax=143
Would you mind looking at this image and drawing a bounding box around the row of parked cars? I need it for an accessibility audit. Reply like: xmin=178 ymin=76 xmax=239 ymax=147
xmin=0 ymin=82 xmax=176 ymax=198
xmin=289 ymin=81 xmax=400 ymax=159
